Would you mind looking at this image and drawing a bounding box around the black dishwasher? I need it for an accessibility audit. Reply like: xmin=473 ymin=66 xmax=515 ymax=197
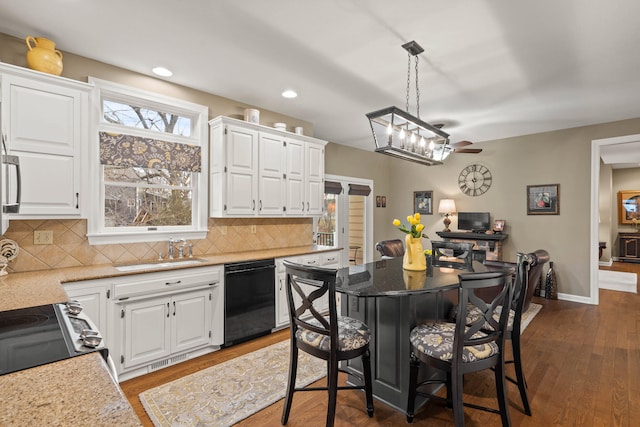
xmin=224 ymin=259 xmax=276 ymax=346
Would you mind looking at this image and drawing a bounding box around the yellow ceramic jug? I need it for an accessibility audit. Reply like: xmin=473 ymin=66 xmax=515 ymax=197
xmin=25 ymin=36 xmax=63 ymax=76
xmin=402 ymin=234 xmax=427 ymax=271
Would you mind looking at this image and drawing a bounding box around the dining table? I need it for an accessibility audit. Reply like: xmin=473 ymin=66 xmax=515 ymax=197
xmin=335 ymin=256 xmax=488 ymax=412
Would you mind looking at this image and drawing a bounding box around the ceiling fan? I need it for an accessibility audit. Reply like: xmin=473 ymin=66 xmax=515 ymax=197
xmin=433 ymin=124 xmax=482 ymax=154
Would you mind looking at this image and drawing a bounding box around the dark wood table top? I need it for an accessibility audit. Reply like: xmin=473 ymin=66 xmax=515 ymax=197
xmin=335 ymin=257 xmax=488 ymax=297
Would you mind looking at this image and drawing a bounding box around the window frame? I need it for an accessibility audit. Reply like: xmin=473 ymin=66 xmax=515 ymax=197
xmin=87 ymin=77 xmax=209 ymax=245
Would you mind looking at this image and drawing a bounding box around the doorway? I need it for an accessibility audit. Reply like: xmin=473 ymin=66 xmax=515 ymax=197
xmin=316 ymin=175 xmax=374 ymax=267
xmin=591 ymin=133 xmax=640 ymax=305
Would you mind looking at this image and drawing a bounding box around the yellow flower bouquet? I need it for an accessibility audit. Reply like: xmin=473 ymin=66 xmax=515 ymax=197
xmin=392 ymin=213 xmax=428 ymax=239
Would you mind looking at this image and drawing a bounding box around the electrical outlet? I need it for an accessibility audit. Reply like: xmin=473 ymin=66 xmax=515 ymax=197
xmin=34 ymin=230 xmax=53 ymax=245
xmin=220 ymin=226 xmax=227 ymax=235
xmin=250 ymin=225 xmax=257 ymax=234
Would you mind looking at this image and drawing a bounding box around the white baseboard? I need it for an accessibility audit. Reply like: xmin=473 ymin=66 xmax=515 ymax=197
xmin=557 ymin=293 xmax=597 ymax=305
xmin=599 ymin=259 xmax=613 ymax=267
xmin=598 ymin=270 xmax=637 ymax=293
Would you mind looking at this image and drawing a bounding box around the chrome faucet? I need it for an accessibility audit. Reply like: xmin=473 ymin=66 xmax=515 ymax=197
xmin=178 ymin=238 xmax=187 ymax=258
xmin=168 ymin=237 xmax=175 ymax=260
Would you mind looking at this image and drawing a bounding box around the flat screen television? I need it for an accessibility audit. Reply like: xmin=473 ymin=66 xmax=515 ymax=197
xmin=458 ymin=212 xmax=490 ymax=232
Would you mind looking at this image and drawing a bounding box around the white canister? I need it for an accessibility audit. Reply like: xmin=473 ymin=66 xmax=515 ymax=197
xmin=274 ymin=122 xmax=287 ymax=131
xmin=294 ymin=126 xmax=304 ymax=135
xmin=244 ymin=109 xmax=260 ymax=124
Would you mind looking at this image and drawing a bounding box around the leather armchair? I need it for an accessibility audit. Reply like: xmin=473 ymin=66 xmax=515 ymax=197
xmin=375 ymin=239 xmax=405 ymax=259
xmin=484 ymin=249 xmax=550 ymax=312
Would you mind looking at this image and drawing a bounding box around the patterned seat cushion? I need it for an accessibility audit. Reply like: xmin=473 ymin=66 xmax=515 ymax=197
xmin=296 ymin=316 xmax=370 ymax=352
xmin=410 ymin=322 xmax=499 ymax=363
xmin=449 ymin=304 xmax=515 ymax=331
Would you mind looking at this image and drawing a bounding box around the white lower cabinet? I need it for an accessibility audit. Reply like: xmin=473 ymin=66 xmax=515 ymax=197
xmin=68 ymin=265 xmax=226 ymax=382
xmin=275 ymin=250 xmax=342 ymax=328
xmin=122 ymin=288 xmax=211 ymax=369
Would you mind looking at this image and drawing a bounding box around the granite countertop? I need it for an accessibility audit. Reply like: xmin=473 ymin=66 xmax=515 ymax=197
xmin=0 ymin=244 xmax=338 ymax=312
xmin=0 ymin=244 xmax=338 ymax=425
xmin=0 ymin=353 xmax=141 ymax=427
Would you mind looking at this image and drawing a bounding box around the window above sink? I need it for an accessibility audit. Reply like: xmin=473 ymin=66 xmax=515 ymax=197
xmin=87 ymin=77 xmax=209 ymax=245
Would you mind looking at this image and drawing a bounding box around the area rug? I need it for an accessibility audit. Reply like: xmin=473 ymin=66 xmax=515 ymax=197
xmin=141 ymin=304 xmax=542 ymax=426
xmin=598 ymin=269 xmax=637 ymax=293
xmin=521 ymin=302 xmax=542 ymax=332
xmin=139 ymin=340 xmax=325 ymax=427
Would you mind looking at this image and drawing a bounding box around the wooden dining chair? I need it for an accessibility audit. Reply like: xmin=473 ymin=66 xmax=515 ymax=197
xmin=431 ymin=241 xmax=474 ymax=269
xmin=406 ymin=267 xmax=514 ymax=427
xmin=465 ymin=249 xmax=549 ymax=415
xmin=281 ymin=260 xmax=374 ymax=427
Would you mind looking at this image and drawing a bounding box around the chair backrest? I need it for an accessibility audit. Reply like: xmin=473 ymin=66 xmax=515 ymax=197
xmin=375 ymin=239 xmax=405 ymax=258
xmin=283 ymin=260 xmax=339 ymax=351
xmin=454 ymin=268 xmax=513 ymax=361
xmin=522 ymin=249 xmax=549 ymax=312
xmin=431 ymin=241 xmax=474 ymax=269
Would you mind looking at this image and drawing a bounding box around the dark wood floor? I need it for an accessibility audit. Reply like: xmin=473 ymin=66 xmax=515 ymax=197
xmin=121 ymin=262 xmax=640 ymax=426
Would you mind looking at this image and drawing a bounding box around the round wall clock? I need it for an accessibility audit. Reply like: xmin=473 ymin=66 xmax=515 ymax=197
xmin=458 ymin=164 xmax=492 ymax=196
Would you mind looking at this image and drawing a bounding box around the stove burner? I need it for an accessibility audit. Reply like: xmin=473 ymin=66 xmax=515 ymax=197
xmin=0 ymin=306 xmax=55 ymax=333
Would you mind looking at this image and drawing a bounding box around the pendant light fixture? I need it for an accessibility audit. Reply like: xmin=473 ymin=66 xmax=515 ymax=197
xmin=366 ymin=41 xmax=452 ymax=166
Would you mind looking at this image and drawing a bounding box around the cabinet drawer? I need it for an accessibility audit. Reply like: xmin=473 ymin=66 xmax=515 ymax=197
xmin=320 ymin=252 xmax=340 ymax=267
xmin=299 ymin=255 xmax=320 ymax=267
xmin=113 ymin=267 xmax=221 ymax=300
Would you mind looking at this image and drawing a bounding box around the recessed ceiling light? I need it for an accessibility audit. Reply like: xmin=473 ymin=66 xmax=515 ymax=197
xmin=152 ymin=67 xmax=173 ymax=77
xmin=282 ymin=89 xmax=297 ymax=99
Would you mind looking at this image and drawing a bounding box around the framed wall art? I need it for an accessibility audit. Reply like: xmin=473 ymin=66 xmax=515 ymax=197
xmin=618 ymin=190 xmax=640 ymax=224
xmin=493 ymin=219 xmax=505 ymax=233
xmin=414 ymin=191 xmax=433 ymax=215
xmin=526 ymin=184 xmax=559 ymax=215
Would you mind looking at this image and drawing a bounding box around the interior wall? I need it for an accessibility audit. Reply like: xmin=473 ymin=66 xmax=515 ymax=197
xmin=322 ymin=118 xmax=640 ymax=300
xmin=611 ymin=168 xmax=640 ymax=257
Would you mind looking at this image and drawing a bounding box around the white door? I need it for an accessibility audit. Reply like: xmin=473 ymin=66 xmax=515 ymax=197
xmin=123 ymin=298 xmax=171 ymax=368
xmin=225 ymin=124 xmax=258 ymax=215
xmin=285 ymin=139 xmax=305 ymax=215
xmin=306 ymin=142 xmax=324 ymax=215
xmin=4 ymin=75 xmax=82 ymax=216
xmin=275 ymin=259 xmax=290 ymax=328
xmin=172 ymin=289 xmax=212 ymax=353
xmin=318 ymin=175 xmax=374 ymax=266
xmin=258 ymin=132 xmax=285 ymax=215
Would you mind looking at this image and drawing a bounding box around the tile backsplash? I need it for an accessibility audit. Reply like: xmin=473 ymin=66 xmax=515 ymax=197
xmin=1 ymin=218 xmax=314 ymax=273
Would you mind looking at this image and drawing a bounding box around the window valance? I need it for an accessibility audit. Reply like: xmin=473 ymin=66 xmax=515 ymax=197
xmin=324 ymin=180 xmax=343 ymax=195
xmin=99 ymin=132 xmax=201 ymax=172
xmin=348 ymin=184 xmax=371 ymax=196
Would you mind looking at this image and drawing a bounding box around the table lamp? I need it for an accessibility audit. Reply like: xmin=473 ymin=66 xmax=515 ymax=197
xmin=438 ymin=199 xmax=457 ymax=232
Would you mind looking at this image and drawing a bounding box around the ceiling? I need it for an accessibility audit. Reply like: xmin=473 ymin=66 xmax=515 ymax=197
xmin=1 ymin=0 xmax=640 ymax=166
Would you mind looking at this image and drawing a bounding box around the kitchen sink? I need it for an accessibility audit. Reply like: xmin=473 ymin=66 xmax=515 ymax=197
xmin=114 ymin=258 xmax=207 ymax=272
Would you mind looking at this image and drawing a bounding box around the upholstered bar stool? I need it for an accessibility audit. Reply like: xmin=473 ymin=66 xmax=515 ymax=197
xmin=406 ymin=267 xmax=515 ymax=427
xmin=281 ymin=260 xmax=374 ymax=427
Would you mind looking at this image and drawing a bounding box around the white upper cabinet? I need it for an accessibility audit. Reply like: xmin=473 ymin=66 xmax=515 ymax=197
xmin=258 ymin=131 xmax=286 ymax=215
xmin=306 ymin=141 xmax=325 ymax=215
xmin=0 ymin=63 xmax=91 ymax=218
xmin=209 ymin=116 xmax=326 ymax=218
xmin=224 ymin=124 xmax=259 ymax=215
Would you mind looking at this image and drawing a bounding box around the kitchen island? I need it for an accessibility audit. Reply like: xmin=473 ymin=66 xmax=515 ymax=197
xmin=338 ymin=258 xmax=489 ymax=411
